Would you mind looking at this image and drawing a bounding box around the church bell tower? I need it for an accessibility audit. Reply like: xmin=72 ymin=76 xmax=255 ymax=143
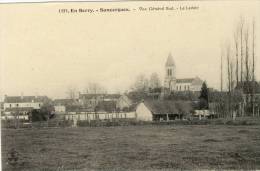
xmin=164 ymin=53 xmax=176 ymax=91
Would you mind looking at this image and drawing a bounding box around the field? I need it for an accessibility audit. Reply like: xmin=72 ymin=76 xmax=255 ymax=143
xmin=1 ymin=122 xmax=260 ymax=170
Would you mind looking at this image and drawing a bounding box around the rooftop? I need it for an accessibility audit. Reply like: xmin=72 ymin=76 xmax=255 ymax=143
xmin=144 ymin=100 xmax=194 ymax=115
xmin=4 ymin=96 xmax=49 ymax=103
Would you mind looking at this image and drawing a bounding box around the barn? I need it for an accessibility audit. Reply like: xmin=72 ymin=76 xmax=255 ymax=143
xmin=135 ymin=100 xmax=194 ymax=121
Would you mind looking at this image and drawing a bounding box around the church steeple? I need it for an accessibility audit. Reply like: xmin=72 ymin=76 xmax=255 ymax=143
xmin=165 ymin=53 xmax=175 ymax=67
xmin=164 ymin=53 xmax=176 ymax=91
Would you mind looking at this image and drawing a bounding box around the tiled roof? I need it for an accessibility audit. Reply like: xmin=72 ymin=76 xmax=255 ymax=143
xmin=144 ymin=100 xmax=193 ymax=114
xmin=4 ymin=96 xmax=49 ymax=103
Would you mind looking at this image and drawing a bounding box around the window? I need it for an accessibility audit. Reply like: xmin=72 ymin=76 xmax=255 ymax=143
xmin=168 ymin=69 xmax=172 ymax=76
xmin=9 ymin=104 xmax=11 ymax=108
xmin=16 ymin=104 xmax=19 ymax=107
xmin=180 ymin=86 xmax=181 ymax=90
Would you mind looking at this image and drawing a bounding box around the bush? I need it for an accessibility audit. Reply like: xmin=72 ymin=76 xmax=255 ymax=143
xmin=31 ymin=109 xmax=48 ymax=122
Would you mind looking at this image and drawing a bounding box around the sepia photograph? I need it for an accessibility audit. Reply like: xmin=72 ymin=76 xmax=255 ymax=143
xmin=0 ymin=0 xmax=260 ymax=170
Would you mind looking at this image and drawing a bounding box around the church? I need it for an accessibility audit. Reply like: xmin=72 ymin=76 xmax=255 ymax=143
xmin=164 ymin=53 xmax=203 ymax=92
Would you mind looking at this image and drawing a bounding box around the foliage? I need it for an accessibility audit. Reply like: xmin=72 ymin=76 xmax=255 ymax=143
xmin=149 ymin=73 xmax=161 ymax=89
xmin=131 ymin=74 xmax=149 ymax=92
xmin=30 ymin=105 xmax=55 ymax=122
xmin=31 ymin=109 xmax=48 ymax=122
xmin=199 ymin=82 xmax=209 ymax=109
xmin=85 ymin=82 xmax=106 ymax=94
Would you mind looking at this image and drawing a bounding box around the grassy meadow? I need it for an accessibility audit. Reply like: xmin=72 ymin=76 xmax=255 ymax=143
xmin=1 ymin=120 xmax=260 ymax=170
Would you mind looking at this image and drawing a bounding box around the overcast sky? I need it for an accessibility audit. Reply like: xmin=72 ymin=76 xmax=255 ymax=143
xmin=1 ymin=1 xmax=260 ymax=99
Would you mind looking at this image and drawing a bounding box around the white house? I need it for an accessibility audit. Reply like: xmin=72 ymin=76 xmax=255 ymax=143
xmin=3 ymin=95 xmax=49 ymax=115
xmin=135 ymin=102 xmax=153 ymax=121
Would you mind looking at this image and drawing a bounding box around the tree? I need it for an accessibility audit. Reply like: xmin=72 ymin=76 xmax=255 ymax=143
xmin=31 ymin=104 xmax=54 ymax=122
xmin=226 ymin=44 xmax=235 ymax=116
xmin=85 ymin=82 xmax=106 ymax=94
xmin=239 ymin=17 xmax=244 ymax=83
xmin=252 ymin=18 xmax=256 ymax=116
xmin=132 ymin=74 xmax=149 ymax=92
xmin=199 ymin=82 xmax=209 ymax=109
xmin=244 ymin=26 xmax=251 ymax=110
xmin=234 ymin=27 xmax=239 ymax=86
xmin=149 ymin=72 xmax=161 ymax=89
xmin=66 ymin=86 xmax=77 ymax=100
xmin=220 ymin=47 xmax=224 ymax=92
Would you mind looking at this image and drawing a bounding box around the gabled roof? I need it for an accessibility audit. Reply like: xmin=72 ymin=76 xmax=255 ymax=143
xmin=4 ymin=96 xmax=49 ymax=103
xmin=165 ymin=53 xmax=175 ymax=67
xmin=143 ymin=100 xmax=193 ymax=115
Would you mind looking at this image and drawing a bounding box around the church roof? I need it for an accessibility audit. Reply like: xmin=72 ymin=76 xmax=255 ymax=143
xmin=176 ymin=78 xmax=194 ymax=83
xmin=176 ymin=77 xmax=203 ymax=85
xmin=165 ymin=53 xmax=175 ymax=67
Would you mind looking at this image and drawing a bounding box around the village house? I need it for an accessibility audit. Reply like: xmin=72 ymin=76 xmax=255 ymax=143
xmin=3 ymin=95 xmax=50 ymax=118
xmin=135 ymin=100 xmax=194 ymax=121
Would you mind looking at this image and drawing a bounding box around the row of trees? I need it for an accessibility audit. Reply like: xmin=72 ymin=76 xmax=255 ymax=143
xmin=220 ymin=16 xmax=257 ymax=116
xmin=131 ymin=73 xmax=161 ymax=92
xmin=66 ymin=82 xmax=107 ymax=100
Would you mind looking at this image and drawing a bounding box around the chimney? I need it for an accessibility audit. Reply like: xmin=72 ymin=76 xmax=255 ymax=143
xmin=21 ymin=92 xmax=24 ymax=99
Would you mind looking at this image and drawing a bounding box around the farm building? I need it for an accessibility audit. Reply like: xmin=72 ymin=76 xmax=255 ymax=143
xmin=135 ymin=100 xmax=194 ymax=121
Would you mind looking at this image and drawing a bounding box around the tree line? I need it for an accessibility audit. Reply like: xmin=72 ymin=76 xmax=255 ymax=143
xmin=219 ymin=16 xmax=258 ymax=117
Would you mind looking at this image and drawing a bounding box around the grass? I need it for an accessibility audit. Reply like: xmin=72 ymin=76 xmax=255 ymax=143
xmin=1 ymin=121 xmax=260 ymax=170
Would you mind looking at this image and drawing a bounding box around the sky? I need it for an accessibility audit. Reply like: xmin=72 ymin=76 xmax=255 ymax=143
xmin=0 ymin=0 xmax=260 ymax=99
